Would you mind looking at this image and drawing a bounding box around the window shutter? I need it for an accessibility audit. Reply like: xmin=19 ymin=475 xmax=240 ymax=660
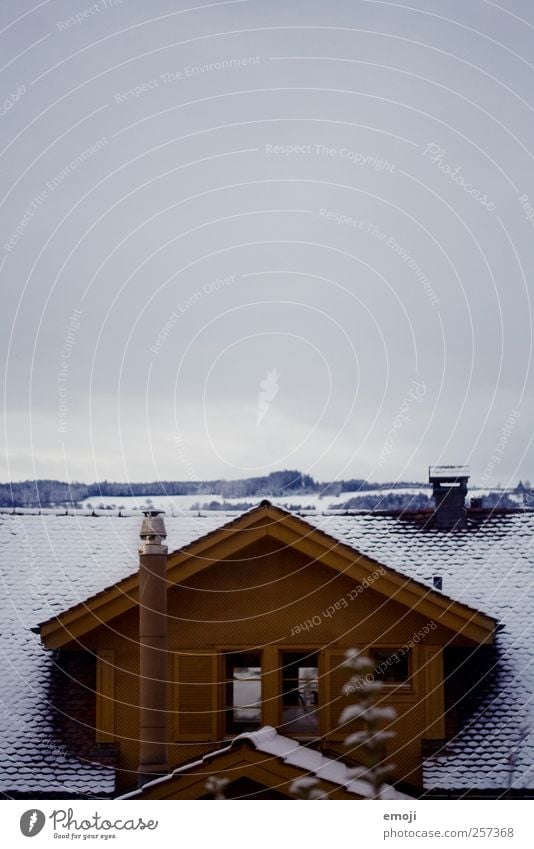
xmin=421 ymin=646 xmax=445 ymax=739
xmin=324 ymin=651 xmax=352 ymax=739
xmin=96 ymin=649 xmax=115 ymax=742
xmin=174 ymin=652 xmax=218 ymax=741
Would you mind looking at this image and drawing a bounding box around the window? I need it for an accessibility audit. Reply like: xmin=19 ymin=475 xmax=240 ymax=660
xmin=224 ymin=652 xmax=262 ymax=733
xmin=281 ymin=651 xmax=319 ymax=735
xmin=371 ymin=647 xmax=410 ymax=684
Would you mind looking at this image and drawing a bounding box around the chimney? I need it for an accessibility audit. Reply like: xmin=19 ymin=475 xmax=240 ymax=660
xmin=429 ymin=465 xmax=470 ymax=529
xmin=138 ymin=510 xmax=169 ymax=785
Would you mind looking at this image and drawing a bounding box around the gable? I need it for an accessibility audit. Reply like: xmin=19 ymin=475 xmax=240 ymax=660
xmin=165 ymin=536 xmax=455 ymax=647
xmin=124 ymin=745 xmax=351 ymax=800
xmin=40 ymin=504 xmax=496 ymax=649
xmin=83 ymin=538 xmax=455 ymax=654
xmin=120 ymin=729 xmax=413 ymax=800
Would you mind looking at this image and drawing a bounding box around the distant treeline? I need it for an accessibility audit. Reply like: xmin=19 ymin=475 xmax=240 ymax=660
xmin=331 ymin=491 xmax=519 ymax=512
xmin=333 ymin=492 xmax=432 ymax=511
xmin=189 ymin=491 xmax=520 ymax=513
xmin=0 ymin=471 xmax=312 ymax=507
xmin=0 ymin=470 xmax=427 ymax=508
xmin=0 ymin=472 xmax=522 ymax=510
xmin=190 ymin=501 xmax=318 ymax=512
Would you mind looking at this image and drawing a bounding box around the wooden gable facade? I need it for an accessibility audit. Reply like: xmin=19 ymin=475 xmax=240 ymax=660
xmin=40 ymin=503 xmax=496 ymax=796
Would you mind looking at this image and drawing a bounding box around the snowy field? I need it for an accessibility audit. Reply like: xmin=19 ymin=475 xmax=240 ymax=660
xmin=79 ymin=492 xmax=360 ymax=513
xmin=78 ymin=487 xmax=438 ymax=514
xmin=74 ymin=484 xmax=524 ymax=514
xmin=0 ymin=485 xmax=522 ymax=515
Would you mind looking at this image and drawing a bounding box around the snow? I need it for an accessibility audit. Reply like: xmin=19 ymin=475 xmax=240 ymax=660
xmin=77 ymin=489 xmax=429 ymax=513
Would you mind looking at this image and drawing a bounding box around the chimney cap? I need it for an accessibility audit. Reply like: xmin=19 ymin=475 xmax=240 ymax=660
xmin=140 ymin=510 xmax=167 ymax=542
xmin=429 ymin=465 xmax=470 ymax=480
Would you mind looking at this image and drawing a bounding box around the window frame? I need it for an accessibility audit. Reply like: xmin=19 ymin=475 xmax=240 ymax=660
xmin=214 ymin=643 xmax=421 ymax=743
xmin=219 ymin=648 xmax=264 ymax=737
xmin=324 ymin=645 xmax=421 ymax=740
xmin=369 ymin=645 xmax=413 ymax=690
xmin=276 ymin=646 xmax=323 ymax=739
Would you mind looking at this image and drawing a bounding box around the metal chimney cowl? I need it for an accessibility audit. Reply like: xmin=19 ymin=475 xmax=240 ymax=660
xmin=139 ymin=509 xmax=168 ymax=555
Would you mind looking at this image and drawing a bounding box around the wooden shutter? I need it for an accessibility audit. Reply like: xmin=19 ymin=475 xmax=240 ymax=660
xmin=174 ymin=652 xmax=218 ymax=741
xmin=324 ymin=650 xmax=353 ymax=739
xmin=421 ymin=646 xmax=445 ymax=739
xmin=96 ymin=649 xmax=115 ymax=742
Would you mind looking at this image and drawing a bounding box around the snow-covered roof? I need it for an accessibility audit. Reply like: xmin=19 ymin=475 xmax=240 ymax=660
xmin=0 ymin=512 xmax=228 ymax=797
xmin=307 ymin=511 xmax=534 ymax=793
xmin=120 ymin=725 xmax=412 ymax=799
xmin=1 ymin=508 xmax=533 ymax=795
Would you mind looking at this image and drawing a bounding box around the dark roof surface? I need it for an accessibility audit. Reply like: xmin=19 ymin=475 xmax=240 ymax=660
xmin=1 ymin=508 xmax=533 ymax=794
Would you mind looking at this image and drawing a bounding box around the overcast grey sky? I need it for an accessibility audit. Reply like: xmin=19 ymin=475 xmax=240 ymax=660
xmin=1 ymin=0 xmax=533 ymax=486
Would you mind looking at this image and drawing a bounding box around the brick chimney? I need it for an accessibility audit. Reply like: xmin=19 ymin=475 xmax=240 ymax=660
xmin=429 ymin=465 xmax=470 ymax=529
xmin=138 ymin=510 xmax=169 ymax=785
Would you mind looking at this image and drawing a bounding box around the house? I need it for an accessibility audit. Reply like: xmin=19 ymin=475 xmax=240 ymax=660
xmin=1 ymin=469 xmax=533 ymax=799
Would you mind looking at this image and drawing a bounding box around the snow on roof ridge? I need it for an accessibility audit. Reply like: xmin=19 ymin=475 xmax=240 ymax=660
xmin=233 ymin=724 xmax=280 ymax=747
